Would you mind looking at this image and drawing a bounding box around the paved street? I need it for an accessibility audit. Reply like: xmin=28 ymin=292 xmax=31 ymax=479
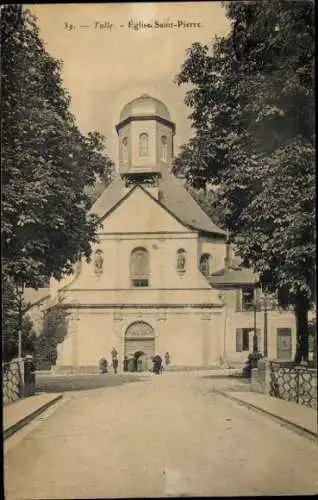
xmin=4 ymin=372 xmax=318 ymax=499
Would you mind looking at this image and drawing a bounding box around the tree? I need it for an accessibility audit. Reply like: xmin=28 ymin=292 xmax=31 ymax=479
xmin=33 ymin=306 xmax=70 ymax=370
xmin=174 ymin=1 xmax=315 ymax=362
xmin=1 ymin=5 xmax=114 ymax=290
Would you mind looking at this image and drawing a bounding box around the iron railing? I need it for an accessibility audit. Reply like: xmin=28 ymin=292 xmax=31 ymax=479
xmin=269 ymin=361 xmax=317 ymax=409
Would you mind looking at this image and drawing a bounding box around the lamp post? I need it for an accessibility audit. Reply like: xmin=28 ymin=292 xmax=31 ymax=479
xmin=263 ymin=297 xmax=268 ymax=358
xmin=15 ymin=279 xmax=25 ymax=359
xmin=253 ymin=284 xmax=259 ymax=354
xmin=261 ymin=292 xmax=277 ymax=359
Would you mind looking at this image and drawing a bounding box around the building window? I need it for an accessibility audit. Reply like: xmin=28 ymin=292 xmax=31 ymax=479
xmin=160 ymin=135 xmax=168 ymax=162
xmin=236 ymin=288 xmax=261 ymax=312
xmin=176 ymin=249 xmax=187 ymax=275
xmin=139 ymin=133 xmax=148 ymax=157
xmin=236 ymin=328 xmax=257 ymax=352
xmin=122 ymin=137 xmax=128 ymax=163
xmin=199 ymin=253 xmax=211 ymax=277
xmin=242 ymin=287 xmax=255 ymax=311
xmin=130 ymin=247 xmax=149 ymax=287
xmin=236 ymin=328 xmax=261 ymax=352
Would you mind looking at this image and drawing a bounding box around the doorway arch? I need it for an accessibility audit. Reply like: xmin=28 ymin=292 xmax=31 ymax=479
xmin=124 ymin=321 xmax=155 ymax=371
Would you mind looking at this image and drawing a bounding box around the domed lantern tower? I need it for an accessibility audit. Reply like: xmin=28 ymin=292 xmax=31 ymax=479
xmin=116 ymin=94 xmax=176 ymax=188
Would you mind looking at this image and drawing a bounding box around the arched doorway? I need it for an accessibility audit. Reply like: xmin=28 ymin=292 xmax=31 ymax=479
xmin=124 ymin=321 xmax=155 ymax=372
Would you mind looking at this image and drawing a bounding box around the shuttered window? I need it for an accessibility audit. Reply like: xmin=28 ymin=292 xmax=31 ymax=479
xmin=236 ymin=328 xmax=259 ymax=352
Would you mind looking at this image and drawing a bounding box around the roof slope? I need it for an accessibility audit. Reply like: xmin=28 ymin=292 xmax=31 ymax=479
xmin=159 ymin=170 xmax=225 ymax=236
xmin=89 ymin=175 xmax=125 ymax=218
xmin=90 ymin=172 xmax=226 ymax=236
xmin=209 ymin=267 xmax=259 ymax=287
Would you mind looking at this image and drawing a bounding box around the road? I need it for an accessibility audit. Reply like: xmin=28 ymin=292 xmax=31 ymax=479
xmin=4 ymin=372 xmax=318 ymax=498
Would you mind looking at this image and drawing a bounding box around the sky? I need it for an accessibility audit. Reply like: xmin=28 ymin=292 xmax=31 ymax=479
xmin=30 ymin=2 xmax=230 ymax=167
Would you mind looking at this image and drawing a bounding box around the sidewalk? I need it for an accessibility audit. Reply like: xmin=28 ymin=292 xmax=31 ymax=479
xmin=217 ymin=390 xmax=318 ymax=438
xmin=3 ymin=393 xmax=62 ymax=440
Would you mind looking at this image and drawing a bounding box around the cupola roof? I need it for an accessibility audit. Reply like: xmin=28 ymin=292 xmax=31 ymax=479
xmin=119 ymin=94 xmax=171 ymax=122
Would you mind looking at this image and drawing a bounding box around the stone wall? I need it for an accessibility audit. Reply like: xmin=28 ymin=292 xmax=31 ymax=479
xmin=2 ymin=358 xmax=36 ymax=405
xmin=2 ymin=360 xmax=23 ymax=406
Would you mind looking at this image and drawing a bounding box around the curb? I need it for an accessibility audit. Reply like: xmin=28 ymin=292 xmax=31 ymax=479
xmin=4 ymin=394 xmax=63 ymax=441
xmin=215 ymin=390 xmax=318 ymax=441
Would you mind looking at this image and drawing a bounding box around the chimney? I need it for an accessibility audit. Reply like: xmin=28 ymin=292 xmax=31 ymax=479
xmin=224 ymin=230 xmax=232 ymax=269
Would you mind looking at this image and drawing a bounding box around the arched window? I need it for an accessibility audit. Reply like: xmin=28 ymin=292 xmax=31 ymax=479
xmin=199 ymin=253 xmax=211 ymax=277
xmin=130 ymin=247 xmax=149 ymax=287
xmin=160 ymin=135 xmax=168 ymax=162
xmin=176 ymin=248 xmax=187 ymax=275
xmin=139 ymin=133 xmax=148 ymax=157
xmin=122 ymin=137 xmax=128 ymax=163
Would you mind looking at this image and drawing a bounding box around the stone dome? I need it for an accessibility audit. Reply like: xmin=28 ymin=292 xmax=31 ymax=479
xmin=119 ymin=94 xmax=171 ymax=122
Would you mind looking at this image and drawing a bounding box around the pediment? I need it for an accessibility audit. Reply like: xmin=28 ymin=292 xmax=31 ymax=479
xmin=100 ymin=185 xmax=191 ymax=233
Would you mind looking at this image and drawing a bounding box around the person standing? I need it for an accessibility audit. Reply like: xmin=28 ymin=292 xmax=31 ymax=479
xmin=123 ymin=356 xmax=129 ymax=372
xmin=111 ymin=347 xmax=119 ymax=374
xmin=152 ymin=354 xmax=162 ymax=375
xmin=164 ymin=351 xmax=171 ymax=372
xmin=112 ymin=356 xmax=119 ymax=374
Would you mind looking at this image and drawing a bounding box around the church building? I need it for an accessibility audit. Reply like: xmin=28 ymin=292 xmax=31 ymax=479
xmin=44 ymin=94 xmax=296 ymax=372
xmin=48 ymin=94 xmax=230 ymax=372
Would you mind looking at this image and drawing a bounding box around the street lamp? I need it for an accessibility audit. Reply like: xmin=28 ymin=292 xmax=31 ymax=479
xmin=15 ymin=279 xmax=25 ymax=359
xmin=260 ymin=292 xmax=277 ymax=359
xmin=263 ymin=296 xmax=268 ymax=358
xmin=253 ymin=284 xmax=260 ymax=354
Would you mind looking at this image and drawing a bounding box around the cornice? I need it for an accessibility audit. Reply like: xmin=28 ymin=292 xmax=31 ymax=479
xmin=116 ymin=115 xmax=176 ymax=134
xmin=57 ymin=302 xmax=222 ymax=310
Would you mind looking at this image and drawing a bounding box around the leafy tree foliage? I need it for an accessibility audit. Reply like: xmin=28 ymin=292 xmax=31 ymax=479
xmin=1 ymin=5 xmax=114 ymax=289
xmin=33 ymin=306 xmax=70 ymax=370
xmin=173 ymin=1 xmax=315 ymax=362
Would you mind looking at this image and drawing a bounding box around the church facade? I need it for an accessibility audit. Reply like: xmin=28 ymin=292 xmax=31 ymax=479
xmin=46 ymin=94 xmax=296 ymax=372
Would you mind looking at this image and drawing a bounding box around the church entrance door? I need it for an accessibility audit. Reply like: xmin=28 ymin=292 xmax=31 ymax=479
xmin=124 ymin=322 xmax=155 ymax=372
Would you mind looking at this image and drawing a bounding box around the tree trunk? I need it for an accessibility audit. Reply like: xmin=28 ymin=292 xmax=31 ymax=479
xmin=294 ymin=292 xmax=309 ymax=364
